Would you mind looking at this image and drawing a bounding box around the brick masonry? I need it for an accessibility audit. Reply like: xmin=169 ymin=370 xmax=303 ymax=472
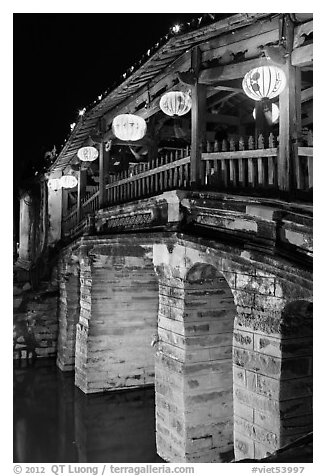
xmin=72 ymin=238 xmax=159 ymax=394
xmin=56 ymin=253 xmax=80 ymax=371
xmin=54 ymin=230 xmax=312 ymax=463
xmin=155 ymin=265 xmax=236 ymax=463
xmin=153 ymin=236 xmax=312 ymax=462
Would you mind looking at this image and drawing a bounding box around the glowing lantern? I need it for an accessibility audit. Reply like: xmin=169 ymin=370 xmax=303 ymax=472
xmin=159 ymin=91 xmax=192 ymax=116
xmin=242 ymin=66 xmax=286 ymax=101
xmin=253 ymin=103 xmax=279 ymax=124
xmin=60 ymin=175 xmax=78 ymax=189
xmin=112 ymin=114 xmax=147 ymax=141
xmin=47 ymin=178 xmax=62 ymax=191
xmin=77 ymin=146 xmax=99 ymax=162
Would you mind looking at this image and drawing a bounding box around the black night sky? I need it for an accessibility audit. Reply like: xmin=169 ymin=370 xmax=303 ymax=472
xmin=14 ymin=13 xmax=229 ymax=191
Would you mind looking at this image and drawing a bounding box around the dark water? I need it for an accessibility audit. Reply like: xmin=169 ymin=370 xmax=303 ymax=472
xmin=13 ymin=359 xmax=163 ymax=463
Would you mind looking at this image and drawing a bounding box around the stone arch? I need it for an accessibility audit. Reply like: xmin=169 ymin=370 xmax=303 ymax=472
xmin=56 ymin=254 xmax=81 ymax=371
xmin=155 ymin=260 xmax=237 ymax=463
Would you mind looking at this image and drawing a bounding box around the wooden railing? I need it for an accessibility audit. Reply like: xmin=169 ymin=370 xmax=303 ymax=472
xmin=62 ymin=131 xmax=313 ymax=236
xmin=202 ymin=134 xmax=278 ymax=190
xmin=82 ymin=190 xmax=100 ymax=215
xmin=106 ymin=148 xmax=191 ymax=205
xmin=62 ymin=206 xmax=78 ymax=235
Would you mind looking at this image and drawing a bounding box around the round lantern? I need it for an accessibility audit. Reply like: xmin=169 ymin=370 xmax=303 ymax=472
xmin=112 ymin=114 xmax=147 ymax=141
xmin=77 ymin=146 xmax=98 ymax=162
xmin=253 ymin=103 xmax=279 ymax=124
xmin=159 ymin=91 xmax=192 ymax=116
xmin=242 ymin=66 xmax=286 ymax=101
xmin=60 ymin=175 xmax=78 ymax=189
xmin=47 ymin=178 xmax=62 ymax=191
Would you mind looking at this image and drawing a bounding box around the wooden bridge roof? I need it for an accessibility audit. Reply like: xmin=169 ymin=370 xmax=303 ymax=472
xmin=49 ymin=12 xmax=313 ymax=173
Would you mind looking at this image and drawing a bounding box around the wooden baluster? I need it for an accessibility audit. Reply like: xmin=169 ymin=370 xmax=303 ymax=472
xmin=154 ymin=157 xmax=159 ymax=193
xmin=213 ymin=140 xmax=219 ymax=152
xmin=308 ymin=155 xmax=313 ymax=189
xmin=205 ymin=160 xmax=210 ymax=186
xmin=268 ymin=133 xmax=276 ymax=187
xmin=307 ymin=130 xmax=313 ymax=147
xmin=229 ymin=138 xmax=236 ymax=187
xmin=206 ymin=140 xmax=211 ymax=153
xmin=248 ymin=136 xmax=255 ymax=187
xmin=185 ymin=145 xmax=190 ymax=157
xmin=222 ymin=139 xmax=228 ymax=152
xmin=238 ymin=136 xmax=246 ymax=188
xmin=257 ymin=134 xmax=266 ymax=187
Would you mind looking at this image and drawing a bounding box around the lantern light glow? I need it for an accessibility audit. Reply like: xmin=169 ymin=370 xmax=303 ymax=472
xmin=242 ymin=66 xmax=286 ymax=101
xmin=112 ymin=114 xmax=147 ymax=141
xmin=60 ymin=175 xmax=78 ymax=189
xmin=48 ymin=178 xmax=62 ymax=191
xmin=159 ymin=91 xmax=192 ymax=117
xmin=77 ymin=146 xmax=99 ymax=162
xmin=253 ymin=103 xmax=280 ymax=124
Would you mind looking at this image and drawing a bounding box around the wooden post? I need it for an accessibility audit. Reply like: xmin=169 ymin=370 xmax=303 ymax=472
xmin=99 ymin=142 xmax=107 ymax=208
xmin=62 ymin=187 xmax=68 ymax=219
xmin=190 ymin=46 xmax=206 ymax=186
xmin=278 ymin=14 xmax=301 ymax=192
xmin=77 ymin=168 xmax=87 ymax=222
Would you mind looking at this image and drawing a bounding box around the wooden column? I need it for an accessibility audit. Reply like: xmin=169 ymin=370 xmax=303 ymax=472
xmin=77 ymin=168 xmax=87 ymax=222
xmin=62 ymin=187 xmax=68 ymax=219
xmin=190 ymin=46 xmax=206 ymax=186
xmin=278 ymin=15 xmax=301 ymax=192
xmin=99 ymin=142 xmax=107 ymax=208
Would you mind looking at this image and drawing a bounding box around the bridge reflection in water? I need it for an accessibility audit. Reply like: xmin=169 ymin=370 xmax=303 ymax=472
xmin=13 ymin=359 xmax=163 ymax=463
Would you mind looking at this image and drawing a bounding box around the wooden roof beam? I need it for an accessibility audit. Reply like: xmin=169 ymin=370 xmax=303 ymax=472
xmin=291 ymin=43 xmax=313 ymax=67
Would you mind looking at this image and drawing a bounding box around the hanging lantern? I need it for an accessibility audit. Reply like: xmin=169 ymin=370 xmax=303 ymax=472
xmin=242 ymin=66 xmax=286 ymax=101
xmin=77 ymin=146 xmax=99 ymax=162
xmin=253 ymin=103 xmax=279 ymax=124
xmin=159 ymin=91 xmax=192 ymax=117
xmin=60 ymin=175 xmax=78 ymax=189
xmin=47 ymin=178 xmax=62 ymax=191
xmin=112 ymin=114 xmax=147 ymax=141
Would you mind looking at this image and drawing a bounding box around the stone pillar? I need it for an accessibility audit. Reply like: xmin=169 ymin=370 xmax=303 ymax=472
xmin=75 ymin=238 xmax=158 ymax=393
xmin=233 ymin=284 xmax=312 ymax=460
xmin=48 ymin=177 xmax=63 ymax=245
xmin=154 ymin=245 xmax=236 ymax=463
xmin=56 ymin=254 xmax=80 ymax=371
xmin=17 ymin=191 xmax=35 ymax=268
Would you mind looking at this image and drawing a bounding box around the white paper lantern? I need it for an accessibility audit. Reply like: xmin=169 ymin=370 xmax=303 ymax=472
xmin=242 ymin=66 xmax=286 ymax=101
xmin=112 ymin=114 xmax=147 ymax=141
xmin=77 ymin=146 xmax=99 ymax=162
xmin=60 ymin=175 xmax=78 ymax=189
xmin=47 ymin=178 xmax=62 ymax=191
xmin=159 ymin=91 xmax=192 ymax=116
xmin=253 ymin=103 xmax=279 ymax=124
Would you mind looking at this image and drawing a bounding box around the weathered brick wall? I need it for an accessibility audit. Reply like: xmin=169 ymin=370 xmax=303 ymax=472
xmin=233 ymin=298 xmax=312 ymax=460
xmin=56 ymin=255 xmax=80 ymax=371
xmin=153 ymin=237 xmax=312 ymax=463
xmin=155 ymin=265 xmax=235 ymax=462
xmin=14 ymin=291 xmax=59 ymax=360
xmin=74 ymin=239 xmax=158 ymax=394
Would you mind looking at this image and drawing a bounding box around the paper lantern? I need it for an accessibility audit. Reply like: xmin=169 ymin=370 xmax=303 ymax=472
xmin=77 ymin=146 xmax=99 ymax=162
xmin=242 ymin=66 xmax=286 ymax=101
xmin=47 ymin=178 xmax=62 ymax=191
xmin=253 ymin=103 xmax=279 ymax=124
xmin=60 ymin=175 xmax=78 ymax=189
xmin=159 ymin=91 xmax=192 ymax=116
xmin=112 ymin=114 xmax=147 ymax=141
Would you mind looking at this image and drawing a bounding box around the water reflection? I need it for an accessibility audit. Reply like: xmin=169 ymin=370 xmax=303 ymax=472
xmin=14 ymin=359 xmax=163 ymax=463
